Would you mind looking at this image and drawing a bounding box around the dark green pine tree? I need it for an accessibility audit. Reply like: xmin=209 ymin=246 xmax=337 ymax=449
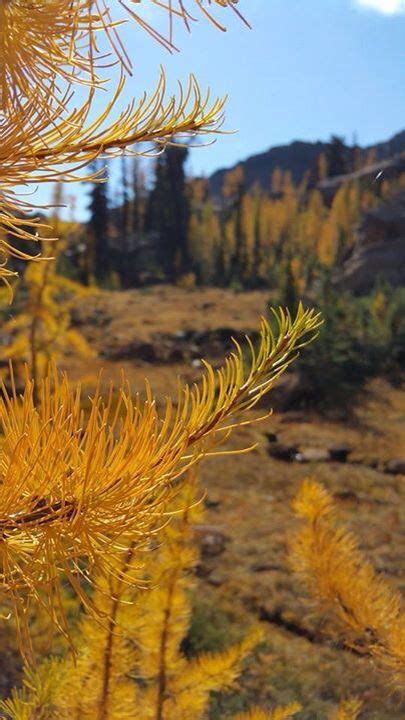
xmin=121 ymin=155 xmax=129 ymax=252
xmin=132 ymin=157 xmax=144 ymax=243
xmin=88 ymin=160 xmax=110 ymax=283
xmin=326 ymin=135 xmax=348 ymax=178
xmin=116 ymin=155 xmax=130 ymax=285
xmin=145 ymin=145 xmax=190 ymax=279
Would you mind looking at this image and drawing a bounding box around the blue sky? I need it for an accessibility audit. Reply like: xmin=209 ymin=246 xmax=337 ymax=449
xmin=38 ymin=0 xmax=405 ymax=217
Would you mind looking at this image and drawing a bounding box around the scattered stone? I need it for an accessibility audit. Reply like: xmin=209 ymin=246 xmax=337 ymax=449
xmin=191 ymin=358 xmax=203 ymax=369
xmin=103 ymin=340 xmax=156 ymax=362
xmin=174 ymin=330 xmax=188 ymax=340
xmin=207 ymin=573 xmax=224 ymax=587
xmin=343 ymin=455 xmax=380 ymax=469
xmin=250 ymin=562 xmax=284 ymax=573
xmin=334 ymin=490 xmax=360 ymax=504
xmin=204 ymin=496 xmax=221 ymax=510
xmin=295 ymin=448 xmax=330 ymax=463
xmin=267 ymin=442 xmax=299 ymax=462
xmin=329 ymin=443 xmax=352 ymax=463
xmin=385 ymin=458 xmax=405 ymax=475
xmin=200 ymin=533 xmax=227 ymax=557
xmin=366 ymin=458 xmax=379 ymax=469
xmin=195 ymin=562 xmax=212 ymax=578
xmin=194 ymin=525 xmax=229 ymax=557
xmin=189 ymin=344 xmax=200 ymax=358
xmin=167 ymin=347 xmax=186 ymax=363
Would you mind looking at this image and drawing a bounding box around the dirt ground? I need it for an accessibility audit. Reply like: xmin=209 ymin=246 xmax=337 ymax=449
xmin=67 ymin=285 xmax=405 ymax=719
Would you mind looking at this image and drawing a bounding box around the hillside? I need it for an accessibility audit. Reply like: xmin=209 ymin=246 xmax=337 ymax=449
xmin=208 ymin=128 xmax=405 ymax=197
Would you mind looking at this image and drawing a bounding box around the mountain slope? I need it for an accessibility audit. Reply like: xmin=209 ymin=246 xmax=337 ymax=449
xmin=208 ymin=129 xmax=405 ymax=197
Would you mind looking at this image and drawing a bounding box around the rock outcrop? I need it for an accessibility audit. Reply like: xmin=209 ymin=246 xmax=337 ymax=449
xmin=334 ymin=190 xmax=405 ymax=295
xmin=318 ymin=153 xmax=405 ymax=202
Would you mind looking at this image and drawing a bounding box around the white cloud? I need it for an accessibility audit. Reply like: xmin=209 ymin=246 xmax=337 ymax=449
xmin=355 ymin=0 xmax=405 ymax=14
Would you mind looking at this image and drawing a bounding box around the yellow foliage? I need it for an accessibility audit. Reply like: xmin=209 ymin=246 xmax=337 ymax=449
xmin=0 ymin=0 xmax=95 ymax=111
xmin=328 ymin=697 xmax=362 ymax=720
xmin=0 ymin=658 xmax=67 ymax=720
xmin=2 ymin=480 xmax=263 ymax=720
xmin=0 ymin=238 xmax=92 ymax=391
xmin=290 ymin=479 xmax=405 ymax=689
xmin=318 ymin=217 xmax=338 ymax=266
xmin=0 ymin=306 xmax=320 ymax=653
xmin=234 ymin=701 xmax=302 ymax=719
xmin=0 ymin=72 xmax=228 ymax=282
xmin=299 ymin=190 xmax=325 ymax=255
xmin=240 ymin=193 xmax=257 ymax=280
xmin=370 ymin=289 xmax=387 ymax=323
xmin=188 ymin=195 xmax=222 ymax=282
xmin=271 ymin=167 xmax=283 ymax=194
xmin=222 ymin=165 xmax=245 ymax=201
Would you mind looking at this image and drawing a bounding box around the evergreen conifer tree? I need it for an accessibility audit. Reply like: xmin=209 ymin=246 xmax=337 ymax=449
xmin=88 ymin=162 xmax=110 ymax=283
xmin=146 ymin=145 xmax=190 ymax=279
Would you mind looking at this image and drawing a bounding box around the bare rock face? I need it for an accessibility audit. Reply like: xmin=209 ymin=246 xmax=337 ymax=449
xmin=334 ymin=191 xmax=405 ymax=295
xmin=385 ymin=458 xmax=405 ymax=475
xmin=319 ymin=154 xmax=405 ymax=202
xmin=336 ymin=236 xmax=405 ymax=295
xmin=357 ymin=196 xmax=405 ymax=244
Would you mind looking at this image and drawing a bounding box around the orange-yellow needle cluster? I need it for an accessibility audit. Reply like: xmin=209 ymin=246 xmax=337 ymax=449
xmin=290 ymin=479 xmax=405 ymax=690
xmin=0 ymin=305 xmax=320 ymax=652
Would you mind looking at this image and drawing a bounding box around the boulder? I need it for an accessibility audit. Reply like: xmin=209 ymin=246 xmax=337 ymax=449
xmin=204 ymin=496 xmax=221 ymax=510
xmin=104 ymin=340 xmax=157 ymax=362
xmin=385 ymin=458 xmax=405 ymax=475
xmin=356 ymin=191 xmax=405 ymax=244
xmin=193 ymin=525 xmax=230 ymax=557
xmin=335 ymin=236 xmax=405 ymax=295
xmin=267 ymin=442 xmax=299 ymax=462
xmin=334 ymin=190 xmax=405 ymax=295
xmin=328 ymin=443 xmax=352 ymax=463
xmin=334 ymin=490 xmax=360 ymax=504
xmin=250 ymin=562 xmax=284 ymax=573
xmin=207 ymin=573 xmax=224 ymax=587
xmin=295 ymin=448 xmax=330 ymax=463
xmin=195 ymin=562 xmax=213 ymax=578
xmin=167 ymin=347 xmax=186 ymax=363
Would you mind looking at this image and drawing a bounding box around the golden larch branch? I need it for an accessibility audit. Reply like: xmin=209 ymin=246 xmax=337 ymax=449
xmin=290 ymin=479 xmax=405 ymax=690
xmin=0 ymin=305 xmax=319 ymax=652
xmin=328 ymin=697 xmax=363 ymax=720
xmin=233 ymin=702 xmax=302 ymax=720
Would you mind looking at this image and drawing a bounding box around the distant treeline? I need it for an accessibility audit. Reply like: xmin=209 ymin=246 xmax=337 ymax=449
xmin=59 ymin=137 xmax=403 ymax=299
